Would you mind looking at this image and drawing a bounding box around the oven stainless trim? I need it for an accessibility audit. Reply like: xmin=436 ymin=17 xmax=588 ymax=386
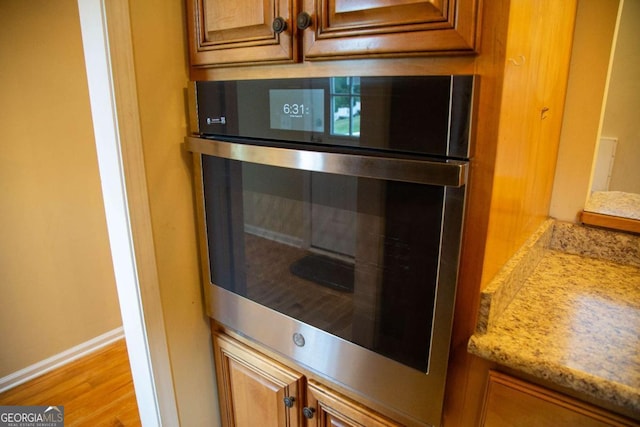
xmin=186 ymin=136 xmax=468 ymax=188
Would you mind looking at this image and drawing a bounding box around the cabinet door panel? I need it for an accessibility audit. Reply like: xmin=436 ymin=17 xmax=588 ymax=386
xmin=481 ymin=372 xmax=638 ymax=427
xmin=213 ymin=332 xmax=303 ymax=427
xmin=205 ymin=0 xmax=266 ymax=33
xmin=301 ymin=0 xmax=478 ymax=59
xmin=306 ymin=380 xmax=401 ymax=427
xmin=187 ymin=0 xmax=297 ymax=66
xmin=328 ymin=0 xmax=447 ymax=30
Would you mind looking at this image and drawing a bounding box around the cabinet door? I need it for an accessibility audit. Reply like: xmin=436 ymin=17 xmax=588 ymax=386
xmin=305 ymin=381 xmax=401 ymax=427
xmin=213 ymin=332 xmax=304 ymax=427
xmin=187 ymin=0 xmax=297 ymax=66
xmin=300 ymin=0 xmax=479 ymax=60
xmin=481 ymin=372 xmax=638 ymax=427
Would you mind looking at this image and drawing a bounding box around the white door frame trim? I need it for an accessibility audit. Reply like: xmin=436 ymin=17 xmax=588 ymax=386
xmin=77 ymin=0 xmax=180 ymax=425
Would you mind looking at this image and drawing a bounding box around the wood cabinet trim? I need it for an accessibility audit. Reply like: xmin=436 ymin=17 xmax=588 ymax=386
xmin=581 ymin=211 xmax=640 ymax=235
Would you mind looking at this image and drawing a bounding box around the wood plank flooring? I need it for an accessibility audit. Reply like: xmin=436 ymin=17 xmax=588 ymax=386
xmin=0 ymin=339 xmax=141 ymax=426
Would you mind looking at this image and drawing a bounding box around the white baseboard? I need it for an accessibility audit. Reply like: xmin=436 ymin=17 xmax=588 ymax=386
xmin=0 ymin=327 xmax=125 ymax=394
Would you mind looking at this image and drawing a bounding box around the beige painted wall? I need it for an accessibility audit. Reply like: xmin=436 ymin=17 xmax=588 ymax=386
xmin=126 ymin=0 xmax=219 ymax=425
xmin=549 ymin=0 xmax=621 ymax=222
xmin=0 ymin=0 xmax=122 ymax=376
xmin=601 ymin=0 xmax=640 ymax=194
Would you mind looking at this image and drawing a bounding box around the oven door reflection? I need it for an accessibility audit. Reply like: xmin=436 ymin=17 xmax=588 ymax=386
xmin=203 ymin=156 xmax=448 ymax=373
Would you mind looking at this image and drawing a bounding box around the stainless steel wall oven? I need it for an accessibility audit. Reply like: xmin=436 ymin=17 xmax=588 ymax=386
xmin=187 ymin=75 xmax=475 ymax=426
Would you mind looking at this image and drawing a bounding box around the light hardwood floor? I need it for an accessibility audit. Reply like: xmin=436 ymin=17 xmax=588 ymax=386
xmin=0 ymin=339 xmax=140 ymax=426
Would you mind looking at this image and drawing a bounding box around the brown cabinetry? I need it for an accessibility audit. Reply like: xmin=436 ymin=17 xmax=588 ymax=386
xmin=186 ymin=0 xmax=479 ymax=67
xmin=306 ymin=381 xmax=401 ymax=427
xmin=214 ymin=332 xmax=304 ymax=426
xmin=212 ymin=331 xmax=401 ymax=427
xmin=481 ymin=371 xmax=639 ymax=427
xmin=301 ymin=0 xmax=478 ymax=60
xmin=186 ymin=0 xmax=296 ymax=66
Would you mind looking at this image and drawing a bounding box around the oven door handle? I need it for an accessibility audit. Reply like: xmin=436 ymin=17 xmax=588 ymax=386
xmin=186 ymin=136 xmax=468 ymax=187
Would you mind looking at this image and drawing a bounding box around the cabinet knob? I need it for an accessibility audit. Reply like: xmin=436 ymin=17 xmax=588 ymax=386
xmin=296 ymin=12 xmax=312 ymax=30
xmin=272 ymin=17 xmax=287 ymax=34
xmin=303 ymin=407 xmax=315 ymax=419
xmin=283 ymin=396 xmax=295 ymax=408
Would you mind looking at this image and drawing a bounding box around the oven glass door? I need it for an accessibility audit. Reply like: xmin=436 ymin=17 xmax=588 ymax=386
xmin=202 ymin=152 xmax=462 ymax=373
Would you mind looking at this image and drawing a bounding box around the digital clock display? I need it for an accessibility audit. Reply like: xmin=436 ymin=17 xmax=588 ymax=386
xmin=269 ymin=89 xmax=324 ymax=132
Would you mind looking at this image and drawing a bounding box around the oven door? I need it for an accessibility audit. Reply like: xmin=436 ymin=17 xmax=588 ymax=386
xmin=188 ymin=137 xmax=467 ymax=426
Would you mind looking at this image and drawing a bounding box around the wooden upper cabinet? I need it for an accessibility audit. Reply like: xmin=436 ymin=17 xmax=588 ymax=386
xmin=301 ymin=0 xmax=479 ymax=60
xmin=186 ymin=0 xmax=479 ymax=67
xmin=187 ymin=0 xmax=297 ymax=67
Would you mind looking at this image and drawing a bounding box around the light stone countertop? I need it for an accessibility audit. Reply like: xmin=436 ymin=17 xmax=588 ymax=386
xmin=585 ymin=191 xmax=640 ymax=220
xmin=468 ymin=220 xmax=640 ymax=418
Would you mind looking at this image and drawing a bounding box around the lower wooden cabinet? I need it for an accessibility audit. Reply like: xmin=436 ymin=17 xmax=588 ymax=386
xmin=214 ymin=332 xmax=304 ymax=427
xmin=212 ymin=331 xmax=401 ymax=427
xmin=306 ymin=380 xmax=402 ymax=427
xmin=481 ymin=371 xmax=639 ymax=427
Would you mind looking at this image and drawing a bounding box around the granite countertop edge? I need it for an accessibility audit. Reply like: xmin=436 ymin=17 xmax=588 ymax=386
xmin=468 ymin=333 xmax=639 ymax=413
xmin=467 ymin=219 xmax=640 ymax=417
